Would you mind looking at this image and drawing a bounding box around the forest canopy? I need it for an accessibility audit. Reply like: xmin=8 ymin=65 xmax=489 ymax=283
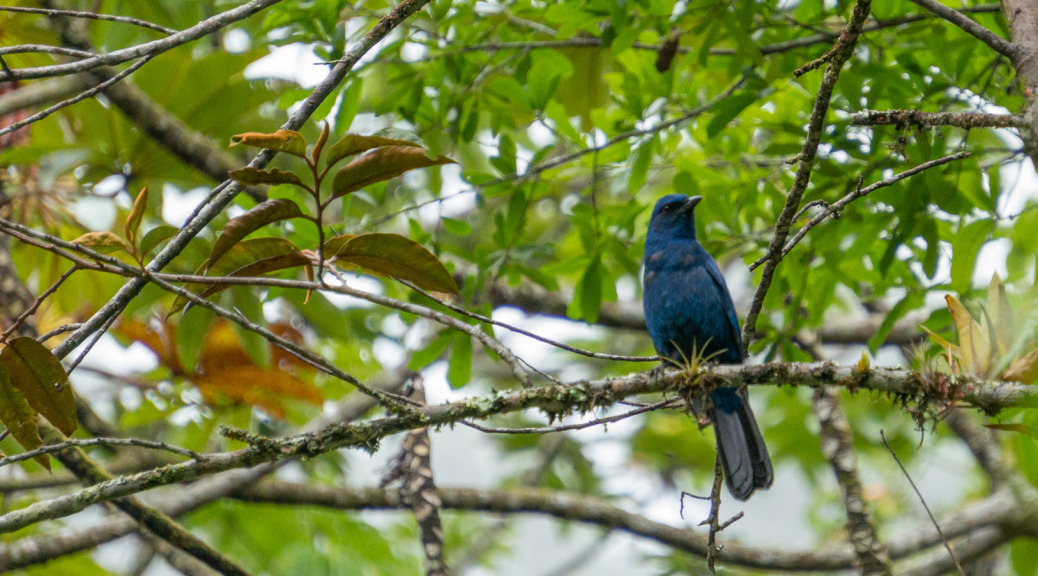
xmin=1 ymin=0 xmax=1038 ymax=575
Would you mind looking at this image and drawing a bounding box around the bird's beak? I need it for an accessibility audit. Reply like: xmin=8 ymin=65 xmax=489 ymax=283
xmin=677 ymin=195 xmax=703 ymax=215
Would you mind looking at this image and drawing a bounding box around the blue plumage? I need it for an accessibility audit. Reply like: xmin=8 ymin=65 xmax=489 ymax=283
xmin=643 ymin=193 xmax=772 ymax=501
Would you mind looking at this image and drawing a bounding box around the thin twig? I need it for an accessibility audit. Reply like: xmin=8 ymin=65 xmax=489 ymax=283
xmin=406 ymin=282 xmax=657 ymax=363
xmin=157 ymin=272 xmax=535 ymax=388
xmin=0 ymin=56 xmax=152 ymax=139
xmin=880 ymin=430 xmax=966 ymax=576
xmin=851 ymin=109 xmax=1025 ymax=129
xmin=0 ymin=6 xmax=176 ymax=35
xmin=906 ymin=0 xmax=1014 ymax=58
xmin=749 ymin=151 xmax=970 ymax=270
xmin=461 ymin=398 xmax=679 ymax=434
xmin=0 ymin=265 xmax=80 ymax=344
xmin=741 ymin=0 xmax=873 ymax=348
xmin=52 ymin=0 xmax=433 ymax=362
xmin=0 ymin=44 xmax=96 ymax=58
xmin=0 ymin=437 xmax=200 ymax=468
xmin=37 ymin=323 xmax=82 ymax=342
xmin=0 ymin=0 xmax=281 ymax=81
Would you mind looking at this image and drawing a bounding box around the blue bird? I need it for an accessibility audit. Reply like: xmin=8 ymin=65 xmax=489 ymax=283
xmin=642 ymin=193 xmax=772 ymax=501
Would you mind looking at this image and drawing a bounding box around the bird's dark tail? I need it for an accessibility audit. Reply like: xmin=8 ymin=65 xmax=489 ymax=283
xmin=710 ymin=387 xmax=772 ymax=501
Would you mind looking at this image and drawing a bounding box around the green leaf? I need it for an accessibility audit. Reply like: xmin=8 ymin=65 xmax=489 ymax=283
xmin=705 ymin=92 xmax=758 ymax=139
xmin=124 ymin=186 xmax=148 ymax=250
xmin=208 ymin=199 xmax=306 ymax=271
xmin=985 ymin=423 xmax=1038 ymax=437
xmin=869 ymin=292 xmax=922 ymax=351
xmin=447 ymin=332 xmax=472 ymax=389
xmin=228 ymin=167 xmax=307 ymax=189
xmin=0 ymin=363 xmax=49 ymax=470
xmin=441 ymin=217 xmax=471 ymax=236
xmin=628 ymin=137 xmax=655 ymax=193
xmin=324 ymin=134 xmax=421 ymax=170
xmin=0 ymin=337 xmax=76 ymax=436
xmin=230 ymin=130 xmax=307 ymax=157
xmin=951 ymin=219 xmax=990 ymax=295
xmin=72 ymin=231 xmax=130 ymax=255
xmin=330 ymin=146 xmax=456 ymax=200
xmin=408 ymin=331 xmax=454 ymax=371
xmin=568 ymin=253 xmax=602 ymax=324
xmin=139 ymin=225 xmax=179 ymax=256
xmin=1012 ymin=536 xmax=1038 ymax=575
xmin=328 ymin=233 xmax=459 ymax=294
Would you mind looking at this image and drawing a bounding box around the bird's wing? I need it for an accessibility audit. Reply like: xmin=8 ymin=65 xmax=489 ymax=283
xmin=703 ymin=255 xmax=745 ymax=359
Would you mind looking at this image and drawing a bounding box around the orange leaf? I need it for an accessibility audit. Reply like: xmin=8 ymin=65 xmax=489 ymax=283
xmin=230 ymin=130 xmax=306 ymax=157
xmin=114 ymin=318 xmax=181 ymax=373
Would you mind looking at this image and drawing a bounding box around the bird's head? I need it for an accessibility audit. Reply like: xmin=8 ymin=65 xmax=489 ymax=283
xmin=648 ymin=193 xmax=702 ymax=240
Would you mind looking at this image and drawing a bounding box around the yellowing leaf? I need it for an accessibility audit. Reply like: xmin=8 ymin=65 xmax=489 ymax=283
xmin=230 ymin=130 xmax=307 ymax=157
xmin=228 ymin=167 xmax=307 ymax=189
xmin=0 ymin=364 xmax=49 ymax=470
xmin=1004 ymin=348 xmax=1038 ymax=383
xmin=988 ymin=272 xmax=1013 ymax=355
xmin=920 ymin=325 xmax=960 ymax=355
xmin=208 ymin=199 xmax=306 ymax=271
xmin=330 ymin=146 xmax=456 ymax=199
xmin=72 ymin=231 xmax=129 ymax=255
xmin=125 ymin=186 xmax=148 ymax=250
xmin=947 ymin=295 xmax=988 ymax=375
xmin=984 ymin=423 xmax=1038 ymax=437
xmin=0 ymin=337 xmax=76 ymax=436
xmin=311 ymin=121 xmax=331 ymax=165
xmin=324 ymin=134 xmax=422 ymax=170
xmin=856 ymin=350 xmax=870 ymax=373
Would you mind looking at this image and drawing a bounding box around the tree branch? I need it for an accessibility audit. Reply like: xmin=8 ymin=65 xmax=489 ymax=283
xmin=1003 ymin=0 xmax=1038 ymax=169
xmin=41 ymin=8 xmax=261 ymax=199
xmin=0 ymin=0 xmax=282 ymax=81
xmin=51 ymin=0 xmax=434 ymax=361
xmin=851 ymin=109 xmax=1025 ymax=129
xmin=742 ymin=0 xmax=873 ymax=347
xmin=0 ymin=366 xmax=408 ymax=570
xmin=749 ymin=151 xmax=970 ymax=270
xmin=814 ymin=389 xmax=892 ymax=575
xmin=232 ymin=479 xmax=1035 ymax=573
xmin=907 ymin=0 xmax=1014 ymax=58
xmin=0 ymin=362 xmax=1032 ymax=535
